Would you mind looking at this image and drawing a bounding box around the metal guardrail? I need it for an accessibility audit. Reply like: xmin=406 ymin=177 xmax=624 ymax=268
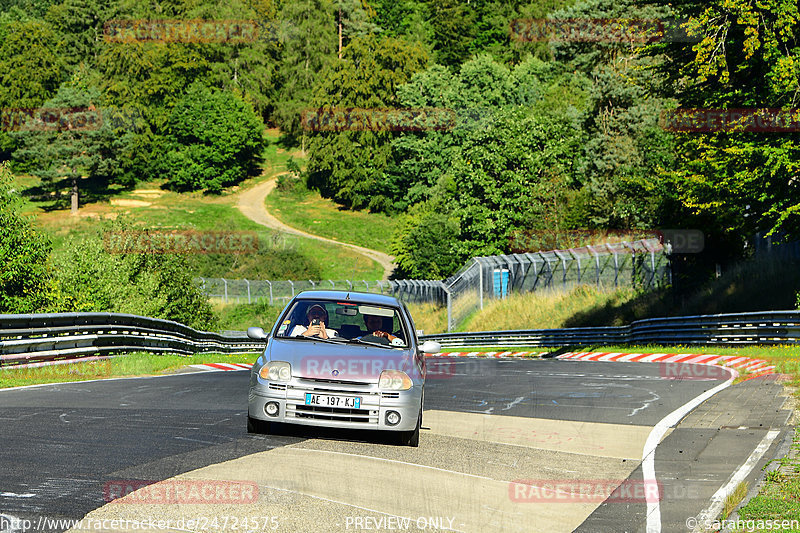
xmin=0 ymin=313 xmax=264 ymax=369
xmin=2 ymin=310 xmax=798 ymax=369
xmin=420 ymin=311 xmax=800 ymax=348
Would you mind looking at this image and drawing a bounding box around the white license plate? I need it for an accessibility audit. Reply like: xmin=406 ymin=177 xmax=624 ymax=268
xmin=305 ymin=393 xmax=362 ymax=409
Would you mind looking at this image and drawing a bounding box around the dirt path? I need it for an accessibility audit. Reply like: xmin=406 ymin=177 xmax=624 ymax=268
xmin=236 ymin=175 xmax=395 ymax=279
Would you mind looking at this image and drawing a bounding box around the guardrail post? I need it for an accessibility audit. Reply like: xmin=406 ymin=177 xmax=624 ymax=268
xmin=245 ymin=279 xmax=251 ymax=304
xmin=222 ymin=278 xmax=228 ymax=304
xmin=266 ymin=280 xmax=273 ymax=305
xmin=288 ymin=280 xmax=294 ymax=297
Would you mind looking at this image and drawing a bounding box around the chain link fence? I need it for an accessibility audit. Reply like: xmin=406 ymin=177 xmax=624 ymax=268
xmin=442 ymin=238 xmax=670 ymax=331
xmin=197 ymin=238 xmax=670 ymax=332
xmin=197 ymin=278 xmax=447 ymax=306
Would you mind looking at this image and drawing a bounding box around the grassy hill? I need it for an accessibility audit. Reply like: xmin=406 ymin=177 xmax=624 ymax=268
xmin=15 ymin=130 xmax=389 ymax=281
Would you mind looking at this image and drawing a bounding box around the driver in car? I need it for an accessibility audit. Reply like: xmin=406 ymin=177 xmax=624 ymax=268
xmin=291 ymin=304 xmax=338 ymax=339
xmin=361 ymin=314 xmax=404 ymax=346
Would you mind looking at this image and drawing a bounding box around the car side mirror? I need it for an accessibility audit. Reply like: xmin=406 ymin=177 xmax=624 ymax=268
xmin=247 ymin=326 xmax=268 ymax=341
xmin=419 ymin=340 xmax=441 ymax=354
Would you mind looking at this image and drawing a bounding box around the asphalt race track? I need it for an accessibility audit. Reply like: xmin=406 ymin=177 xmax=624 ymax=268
xmin=0 ymin=357 xmax=792 ymax=533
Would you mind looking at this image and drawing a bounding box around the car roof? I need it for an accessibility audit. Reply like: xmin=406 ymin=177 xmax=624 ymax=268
xmin=293 ymin=290 xmax=401 ymax=308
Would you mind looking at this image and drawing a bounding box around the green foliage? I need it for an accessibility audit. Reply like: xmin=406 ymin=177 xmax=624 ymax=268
xmin=450 ymin=107 xmax=585 ymax=257
xmin=547 ymin=0 xmax=680 ymax=230
xmin=192 ymin=246 xmax=323 ymax=280
xmin=387 ymin=54 xmax=590 ymax=275
xmin=385 ymin=55 xmax=590 ymax=213
xmin=0 ymin=16 xmax=66 ymax=159
xmin=272 ymin=0 xmax=338 ymax=139
xmin=305 ymin=34 xmax=428 ymax=210
xmin=215 ymin=300 xmax=284 ymax=332
xmin=0 ymin=162 xmax=53 ymax=313
xmin=44 ymin=0 xmax=113 ymax=68
xmin=50 ymin=219 xmax=218 ymax=330
xmin=425 ymin=0 xmax=476 ymax=67
xmin=184 ymin=0 xmax=282 ymax=121
xmin=11 ymin=84 xmax=136 ymax=203
xmin=0 ymin=17 xmax=64 ymax=108
xmin=161 ymin=82 xmax=266 ymax=193
xmin=662 ymin=0 xmax=800 ymax=246
xmin=390 ymin=196 xmax=460 ymax=279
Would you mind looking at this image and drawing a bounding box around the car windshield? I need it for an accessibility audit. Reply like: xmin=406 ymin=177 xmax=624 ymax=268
xmin=274 ymin=300 xmax=408 ymax=348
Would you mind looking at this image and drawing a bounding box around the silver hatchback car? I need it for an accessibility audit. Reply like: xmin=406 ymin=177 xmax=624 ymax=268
xmin=246 ymin=291 xmax=441 ymax=446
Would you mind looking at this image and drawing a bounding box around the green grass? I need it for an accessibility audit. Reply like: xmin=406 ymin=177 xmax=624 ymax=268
xmin=12 ymin=128 xmax=384 ymax=281
xmin=406 ymin=302 xmax=448 ymax=335
xmin=462 ymin=284 xmax=640 ymax=332
xmin=215 ymin=300 xmax=285 ymax=332
xmin=265 ymin=175 xmax=398 ymax=255
xmin=0 ymin=351 xmax=258 ymax=389
xmin=724 ymin=482 xmax=750 ymax=519
xmin=735 ymin=428 xmax=800 ymax=529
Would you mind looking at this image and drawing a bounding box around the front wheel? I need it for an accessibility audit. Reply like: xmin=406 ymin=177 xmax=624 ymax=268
xmin=399 ymin=408 xmax=421 ymax=447
xmin=247 ymin=414 xmax=271 ymax=434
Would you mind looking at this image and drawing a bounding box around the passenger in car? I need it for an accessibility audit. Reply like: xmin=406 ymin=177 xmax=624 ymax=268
xmin=291 ymin=304 xmax=338 ymax=339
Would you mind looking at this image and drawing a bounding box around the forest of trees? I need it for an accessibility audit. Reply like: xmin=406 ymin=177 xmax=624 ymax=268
xmin=1 ymin=0 xmax=799 ymax=284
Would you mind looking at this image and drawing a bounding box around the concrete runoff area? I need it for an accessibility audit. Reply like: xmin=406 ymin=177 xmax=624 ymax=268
xmin=422 ymin=410 xmax=664 ymax=460
xmin=69 ymin=412 xmax=655 ymax=533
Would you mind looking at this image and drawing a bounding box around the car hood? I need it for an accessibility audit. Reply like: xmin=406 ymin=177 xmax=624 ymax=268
xmin=266 ymin=337 xmax=419 ymax=381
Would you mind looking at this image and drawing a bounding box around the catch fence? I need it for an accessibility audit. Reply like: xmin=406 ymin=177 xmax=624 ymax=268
xmin=443 ymin=238 xmax=670 ymax=331
xmin=197 ymin=238 xmax=670 ymax=332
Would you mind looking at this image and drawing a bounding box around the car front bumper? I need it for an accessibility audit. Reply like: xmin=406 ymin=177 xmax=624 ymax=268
xmin=248 ymin=375 xmax=422 ymax=432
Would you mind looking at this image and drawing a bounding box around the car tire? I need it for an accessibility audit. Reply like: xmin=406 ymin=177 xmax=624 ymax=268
xmin=399 ymin=407 xmax=421 ymax=447
xmin=247 ymin=414 xmax=270 ymax=435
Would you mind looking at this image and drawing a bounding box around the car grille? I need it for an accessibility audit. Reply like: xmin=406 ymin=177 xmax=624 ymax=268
xmin=294 ymin=405 xmax=372 ymax=423
xmin=298 ymin=377 xmax=371 ymax=388
xmin=286 ymin=380 xmax=380 ymax=426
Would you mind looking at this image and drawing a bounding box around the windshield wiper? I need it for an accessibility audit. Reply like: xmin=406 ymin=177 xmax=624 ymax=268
xmin=344 ymin=337 xmax=395 ymax=349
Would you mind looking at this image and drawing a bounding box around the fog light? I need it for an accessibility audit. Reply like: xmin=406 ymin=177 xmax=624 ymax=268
xmin=265 ymin=402 xmax=280 ymax=417
xmin=386 ymin=411 xmax=401 ymax=426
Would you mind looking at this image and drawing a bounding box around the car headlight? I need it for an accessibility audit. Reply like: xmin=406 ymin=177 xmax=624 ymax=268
xmin=259 ymin=361 xmax=291 ymax=382
xmin=379 ymin=369 xmax=412 ymax=391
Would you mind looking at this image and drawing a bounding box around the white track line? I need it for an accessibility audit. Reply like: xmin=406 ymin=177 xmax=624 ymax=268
xmin=644 ymin=366 xmax=737 ymax=533
xmin=691 ymin=429 xmax=780 ymax=532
